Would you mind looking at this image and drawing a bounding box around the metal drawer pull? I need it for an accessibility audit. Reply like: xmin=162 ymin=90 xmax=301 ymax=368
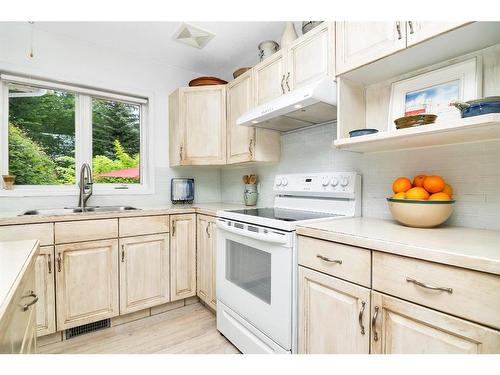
xmin=406 ymin=277 xmax=453 ymax=294
xmin=57 ymin=253 xmax=62 ymax=272
xmin=206 ymin=224 xmax=210 ymax=238
xmin=396 ymin=21 xmax=402 ymax=40
xmin=358 ymin=301 xmax=366 ymax=335
xmin=285 ymin=72 xmax=291 ymax=91
xmin=408 ymin=21 xmax=414 ymax=34
xmin=48 ymin=254 xmax=52 ymax=274
xmin=22 ymin=292 xmax=38 ymax=311
xmin=121 ymin=244 xmax=125 ymax=262
xmin=372 ymin=306 xmax=379 ymax=341
xmin=316 ymin=254 xmax=342 ymax=264
xmin=280 ymin=74 xmax=286 ymax=94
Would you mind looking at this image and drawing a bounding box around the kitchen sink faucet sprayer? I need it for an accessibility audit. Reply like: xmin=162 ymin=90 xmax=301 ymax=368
xmin=78 ymin=163 xmax=93 ymax=210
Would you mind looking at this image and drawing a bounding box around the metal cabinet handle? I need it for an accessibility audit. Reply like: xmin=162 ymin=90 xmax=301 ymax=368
xmin=406 ymin=277 xmax=453 ymax=294
xmin=316 ymin=254 xmax=342 ymax=264
xmin=280 ymin=74 xmax=286 ymax=94
xmin=396 ymin=22 xmax=402 ymax=40
xmin=285 ymin=72 xmax=291 ymax=91
xmin=408 ymin=21 xmax=414 ymax=34
xmin=57 ymin=253 xmax=62 ymax=272
xmin=48 ymin=254 xmax=52 ymax=274
xmin=121 ymin=244 xmax=125 ymax=262
xmin=206 ymin=224 xmax=210 ymax=238
xmin=248 ymin=139 xmax=254 ymax=158
xmin=372 ymin=306 xmax=379 ymax=341
xmin=22 ymin=291 xmax=38 ymax=311
xmin=172 ymin=220 xmax=176 ymax=237
xmin=179 ymin=146 xmax=183 ymax=161
xmin=358 ymin=301 xmax=366 ymax=335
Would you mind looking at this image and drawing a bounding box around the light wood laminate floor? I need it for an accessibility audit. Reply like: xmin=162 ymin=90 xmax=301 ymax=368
xmin=40 ymin=303 xmax=239 ymax=354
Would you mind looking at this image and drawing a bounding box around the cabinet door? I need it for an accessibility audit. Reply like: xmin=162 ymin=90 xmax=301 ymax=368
xmin=182 ymin=86 xmax=226 ymax=165
xmin=170 ymin=214 xmax=196 ymax=301
xmin=253 ymin=50 xmax=286 ymax=106
xmin=35 ymin=246 xmax=56 ymax=337
xmin=227 ymin=71 xmax=256 ymax=164
xmin=55 ymin=239 xmax=119 ymax=330
xmin=406 ymin=21 xmax=470 ymax=46
xmin=208 ymin=221 xmax=217 ymax=310
xmin=288 ymin=22 xmax=334 ymax=90
xmin=371 ymin=291 xmax=500 ymax=354
xmin=298 ymin=266 xmax=370 ymax=354
xmin=336 ymin=21 xmax=406 ymax=75
xmin=196 ymin=214 xmax=216 ymax=308
xmin=119 ymin=234 xmax=170 ymax=314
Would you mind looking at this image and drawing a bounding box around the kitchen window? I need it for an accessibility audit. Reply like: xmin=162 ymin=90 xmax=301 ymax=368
xmin=0 ymin=74 xmax=151 ymax=195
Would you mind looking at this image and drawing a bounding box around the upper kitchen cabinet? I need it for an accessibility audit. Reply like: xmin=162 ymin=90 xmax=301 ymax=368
xmin=253 ymin=50 xmax=287 ymax=106
xmin=406 ymin=21 xmax=470 ymax=47
xmin=226 ymin=70 xmax=280 ymax=164
xmin=287 ymin=21 xmax=335 ymax=90
xmin=254 ymin=22 xmax=335 ymax=104
xmin=169 ymin=85 xmax=227 ymax=167
xmin=336 ymin=22 xmax=406 ymax=75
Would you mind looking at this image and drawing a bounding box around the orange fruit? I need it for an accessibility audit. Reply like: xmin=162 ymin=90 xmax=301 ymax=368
xmin=392 ymin=192 xmax=406 ymax=199
xmin=413 ymin=175 xmax=427 ymax=188
xmin=392 ymin=177 xmax=412 ymax=193
xmin=406 ymin=187 xmax=430 ymax=200
xmin=443 ymin=183 xmax=453 ymax=198
xmin=429 ymin=192 xmax=451 ymax=201
xmin=423 ymin=175 xmax=445 ymax=193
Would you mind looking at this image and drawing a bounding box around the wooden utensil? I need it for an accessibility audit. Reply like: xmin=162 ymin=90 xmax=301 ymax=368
xmin=248 ymin=175 xmax=257 ymax=184
xmin=243 ymin=175 xmax=249 ymax=184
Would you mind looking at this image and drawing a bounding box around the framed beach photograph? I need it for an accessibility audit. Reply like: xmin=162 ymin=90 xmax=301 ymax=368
xmin=388 ymin=57 xmax=482 ymax=130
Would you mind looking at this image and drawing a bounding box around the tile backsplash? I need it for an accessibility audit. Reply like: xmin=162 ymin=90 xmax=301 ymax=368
xmin=221 ymin=123 xmax=500 ymax=230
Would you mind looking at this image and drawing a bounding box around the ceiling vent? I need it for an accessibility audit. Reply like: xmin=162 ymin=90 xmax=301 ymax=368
xmin=173 ymin=23 xmax=215 ymax=49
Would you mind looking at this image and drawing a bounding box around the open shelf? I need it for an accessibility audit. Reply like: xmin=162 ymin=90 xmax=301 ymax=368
xmin=334 ymin=114 xmax=500 ymax=153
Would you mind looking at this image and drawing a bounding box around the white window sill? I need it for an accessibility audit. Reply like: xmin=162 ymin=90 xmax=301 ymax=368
xmin=0 ymin=185 xmax=154 ymax=197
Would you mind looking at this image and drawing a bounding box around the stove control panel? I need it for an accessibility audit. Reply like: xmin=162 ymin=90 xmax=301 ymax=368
xmin=273 ymin=172 xmax=360 ymax=198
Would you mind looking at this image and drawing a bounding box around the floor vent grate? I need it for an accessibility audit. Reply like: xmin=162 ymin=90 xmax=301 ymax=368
xmin=65 ymin=319 xmax=110 ymax=339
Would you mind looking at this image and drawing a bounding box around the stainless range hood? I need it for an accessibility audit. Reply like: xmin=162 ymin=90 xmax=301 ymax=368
xmin=237 ymin=78 xmax=337 ymax=132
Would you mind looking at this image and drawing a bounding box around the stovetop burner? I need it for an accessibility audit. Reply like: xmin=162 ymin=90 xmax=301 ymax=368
xmin=226 ymin=207 xmax=344 ymax=222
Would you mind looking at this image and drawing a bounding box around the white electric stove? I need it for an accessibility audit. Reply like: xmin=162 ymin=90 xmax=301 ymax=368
xmin=215 ymin=172 xmax=361 ymax=354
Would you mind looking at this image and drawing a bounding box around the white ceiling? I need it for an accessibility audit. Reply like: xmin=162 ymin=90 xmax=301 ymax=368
xmin=33 ymin=22 xmax=297 ymax=79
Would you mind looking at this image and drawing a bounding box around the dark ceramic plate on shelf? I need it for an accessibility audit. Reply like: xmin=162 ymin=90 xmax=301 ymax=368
xmin=394 ymin=114 xmax=437 ymax=129
xmin=349 ymin=128 xmax=379 ymax=137
xmin=450 ymin=97 xmax=500 ymax=118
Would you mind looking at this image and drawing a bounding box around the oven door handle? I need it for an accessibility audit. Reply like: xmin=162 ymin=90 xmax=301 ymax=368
xmin=217 ymin=221 xmax=288 ymax=244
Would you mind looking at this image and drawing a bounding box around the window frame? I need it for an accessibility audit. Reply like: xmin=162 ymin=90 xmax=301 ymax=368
xmin=0 ymin=74 xmax=153 ymax=196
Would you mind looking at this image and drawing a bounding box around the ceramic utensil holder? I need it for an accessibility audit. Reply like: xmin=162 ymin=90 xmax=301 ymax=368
xmin=244 ymin=184 xmax=258 ymax=206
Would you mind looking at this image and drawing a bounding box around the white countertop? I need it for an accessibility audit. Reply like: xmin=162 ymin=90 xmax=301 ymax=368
xmin=296 ymin=217 xmax=500 ymax=275
xmin=0 ymin=202 xmax=249 ymax=226
xmin=0 ymin=240 xmax=39 ymax=319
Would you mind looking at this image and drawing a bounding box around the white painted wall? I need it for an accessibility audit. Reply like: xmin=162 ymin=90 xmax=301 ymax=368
xmin=0 ymin=22 xmax=222 ymax=211
xmin=221 ymin=123 xmax=500 ymax=230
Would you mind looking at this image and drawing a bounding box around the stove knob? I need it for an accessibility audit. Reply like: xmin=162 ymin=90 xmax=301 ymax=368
xmin=341 ymin=176 xmax=349 ymax=187
xmin=331 ymin=177 xmax=339 ymax=186
xmin=281 ymin=177 xmax=288 ymax=186
xmin=276 ymin=177 xmax=282 ymax=186
xmin=321 ymin=176 xmax=330 ymax=186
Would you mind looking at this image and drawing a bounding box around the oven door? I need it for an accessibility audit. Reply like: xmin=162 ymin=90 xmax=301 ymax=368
xmin=216 ymin=219 xmax=293 ymax=350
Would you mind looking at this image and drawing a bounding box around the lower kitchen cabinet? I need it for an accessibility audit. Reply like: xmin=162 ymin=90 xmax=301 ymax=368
xmin=170 ymin=214 xmax=196 ymax=301
xmin=55 ymin=239 xmax=119 ymax=330
xmin=370 ymin=291 xmax=500 ymax=354
xmin=119 ymin=234 xmax=170 ymax=314
xmin=196 ymin=214 xmax=217 ymax=310
xmin=298 ymin=266 xmax=371 ymax=354
xmin=35 ymin=246 xmax=56 ymax=336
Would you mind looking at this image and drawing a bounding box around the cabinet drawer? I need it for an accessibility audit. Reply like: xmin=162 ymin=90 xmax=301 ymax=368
xmin=298 ymin=236 xmax=371 ymax=287
xmin=0 ymin=223 xmax=53 ymax=246
xmin=373 ymin=252 xmax=500 ymax=329
xmin=55 ymin=219 xmax=118 ymax=244
xmin=119 ymin=215 xmax=169 ymax=237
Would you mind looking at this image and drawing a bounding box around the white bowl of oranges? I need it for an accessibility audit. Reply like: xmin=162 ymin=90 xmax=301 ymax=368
xmin=387 ymin=175 xmax=455 ymax=228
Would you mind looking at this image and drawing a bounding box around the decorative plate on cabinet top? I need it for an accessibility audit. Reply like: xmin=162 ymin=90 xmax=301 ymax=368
xmin=188 ymin=76 xmax=228 ymax=87
xmin=233 ymin=67 xmax=251 ymax=79
xmin=394 ymin=114 xmax=437 ymax=129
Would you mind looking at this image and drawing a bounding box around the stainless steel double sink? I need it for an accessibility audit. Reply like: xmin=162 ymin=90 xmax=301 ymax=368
xmin=21 ymin=206 xmax=139 ymax=216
